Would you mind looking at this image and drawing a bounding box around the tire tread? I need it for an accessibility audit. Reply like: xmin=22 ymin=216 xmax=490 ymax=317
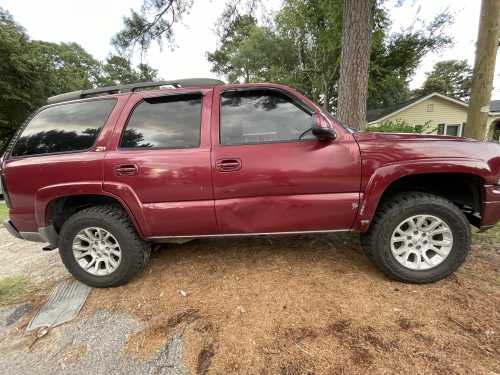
xmin=59 ymin=205 xmax=150 ymax=287
xmin=361 ymin=192 xmax=471 ymax=283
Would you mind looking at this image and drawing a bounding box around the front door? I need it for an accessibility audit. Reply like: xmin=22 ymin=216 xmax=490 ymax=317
xmin=211 ymin=86 xmax=361 ymax=234
xmin=103 ymin=89 xmax=216 ymax=237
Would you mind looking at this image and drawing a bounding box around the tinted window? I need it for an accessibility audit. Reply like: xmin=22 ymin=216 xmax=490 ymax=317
xmin=220 ymin=90 xmax=313 ymax=145
xmin=120 ymin=95 xmax=202 ymax=149
xmin=11 ymin=100 xmax=115 ymax=157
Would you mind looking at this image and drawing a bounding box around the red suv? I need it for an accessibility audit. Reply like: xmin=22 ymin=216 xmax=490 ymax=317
xmin=2 ymin=79 xmax=500 ymax=287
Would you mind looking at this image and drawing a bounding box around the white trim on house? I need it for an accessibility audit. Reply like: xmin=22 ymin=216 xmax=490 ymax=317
xmin=368 ymin=92 xmax=470 ymax=125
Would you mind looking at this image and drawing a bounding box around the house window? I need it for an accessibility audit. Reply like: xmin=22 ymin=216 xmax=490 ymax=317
xmin=444 ymin=123 xmax=463 ymax=137
xmin=426 ymin=103 xmax=434 ymax=112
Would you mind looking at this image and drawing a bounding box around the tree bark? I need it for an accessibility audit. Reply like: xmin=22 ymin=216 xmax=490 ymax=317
xmin=336 ymin=0 xmax=376 ymax=130
xmin=464 ymin=0 xmax=500 ymax=140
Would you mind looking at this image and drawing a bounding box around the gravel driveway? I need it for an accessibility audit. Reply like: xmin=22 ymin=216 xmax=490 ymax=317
xmin=0 ymin=228 xmax=188 ymax=375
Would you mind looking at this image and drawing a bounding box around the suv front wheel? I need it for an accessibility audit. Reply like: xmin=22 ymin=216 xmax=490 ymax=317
xmin=361 ymin=192 xmax=471 ymax=283
xmin=58 ymin=205 xmax=150 ymax=288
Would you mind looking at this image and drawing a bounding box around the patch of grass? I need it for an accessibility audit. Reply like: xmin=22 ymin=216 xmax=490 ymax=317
xmin=0 ymin=276 xmax=29 ymax=306
xmin=0 ymin=202 xmax=8 ymax=221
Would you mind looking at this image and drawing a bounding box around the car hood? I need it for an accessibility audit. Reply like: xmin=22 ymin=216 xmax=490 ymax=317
xmin=353 ymin=131 xmax=500 ymax=184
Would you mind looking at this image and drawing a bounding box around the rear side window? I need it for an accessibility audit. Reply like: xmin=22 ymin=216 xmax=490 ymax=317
xmin=220 ymin=90 xmax=313 ymax=145
xmin=11 ymin=100 xmax=115 ymax=157
xmin=120 ymin=94 xmax=202 ymax=149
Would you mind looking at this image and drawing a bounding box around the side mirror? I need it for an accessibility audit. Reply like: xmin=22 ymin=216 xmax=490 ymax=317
xmin=312 ymin=114 xmax=336 ymax=141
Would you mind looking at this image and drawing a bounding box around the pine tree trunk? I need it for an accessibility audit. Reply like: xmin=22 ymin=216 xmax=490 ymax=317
xmin=464 ymin=0 xmax=500 ymax=140
xmin=336 ymin=0 xmax=376 ymax=130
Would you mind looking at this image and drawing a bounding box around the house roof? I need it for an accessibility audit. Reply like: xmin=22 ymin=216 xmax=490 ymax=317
xmin=366 ymin=96 xmax=425 ymax=123
xmin=366 ymin=92 xmax=479 ymax=124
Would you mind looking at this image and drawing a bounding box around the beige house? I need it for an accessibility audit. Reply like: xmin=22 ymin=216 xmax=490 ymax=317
xmin=367 ymin=92 xmax=500 ymax=140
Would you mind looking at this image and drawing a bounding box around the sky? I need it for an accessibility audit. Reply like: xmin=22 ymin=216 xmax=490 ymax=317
xmin=2 ymin=0 xmax=499 ymax=99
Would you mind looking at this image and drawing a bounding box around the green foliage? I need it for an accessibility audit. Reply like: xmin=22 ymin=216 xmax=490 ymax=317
xmin=30 ymin=41 xmax=103 ymax=93
xmin=367 ymin=9 xmax=454 ymax=109
xmin=368 ymin=119 xmax=434 ymax=134
xmin=414 ymin=59 xmax=472 ymax=101
xmin=0 ymin=7 xmax=158 ymax=148
xmin=0 ymin=8 xmax=48 ymax=147
xmin=209 ymin=0 xmax=343 ymax=109
xmin=97 ymin=55 xmax=158 ymax=86
xmin=207 ymin=15 xmax=296 ymax=84
xmin=275 ymin=0 xmax=342 ymax=108
xmin=207 ymin=1 xmax=454 ymax=112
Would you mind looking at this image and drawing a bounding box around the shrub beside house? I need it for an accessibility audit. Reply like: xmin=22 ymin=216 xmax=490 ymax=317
xmin=366 ymin=92 xmax=500 ymax=140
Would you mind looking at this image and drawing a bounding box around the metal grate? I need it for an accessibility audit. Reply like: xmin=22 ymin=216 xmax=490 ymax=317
xmin=27 ymin=279 xmax=91 ymax=332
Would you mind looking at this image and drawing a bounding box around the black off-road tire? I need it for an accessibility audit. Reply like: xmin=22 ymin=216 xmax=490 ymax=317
xmin=360 ymin=192 xmax=471 ymax=283
xmin=58 ymin=205 xmax=151 ymax=288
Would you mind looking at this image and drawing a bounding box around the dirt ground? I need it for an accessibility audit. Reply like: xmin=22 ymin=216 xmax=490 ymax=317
xmin=85 ymin=229 xmax=500 ymax=375
xmin=1 ymin=226 xmax=499 ymax=374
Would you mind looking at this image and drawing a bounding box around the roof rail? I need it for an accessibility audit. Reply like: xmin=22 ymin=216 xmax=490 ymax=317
xmin=47 ymin=78 xmax=225 ymax=104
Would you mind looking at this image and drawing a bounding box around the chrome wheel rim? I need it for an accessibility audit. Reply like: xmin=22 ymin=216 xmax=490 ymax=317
xmin=72 ymin=227 xmax=122 ymax=276
xmin=390 ymin=215 xmax=453 ymax=271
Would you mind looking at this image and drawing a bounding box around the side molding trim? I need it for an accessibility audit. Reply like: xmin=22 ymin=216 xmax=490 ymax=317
xmin=148 ymin=228 xmax=352 ymax=242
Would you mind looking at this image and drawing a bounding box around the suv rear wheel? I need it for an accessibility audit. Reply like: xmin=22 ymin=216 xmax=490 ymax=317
xmin=361 ymin=192 xmax=471 ymax=283
xmin=58 ymin=205 xmax=150 ymax=288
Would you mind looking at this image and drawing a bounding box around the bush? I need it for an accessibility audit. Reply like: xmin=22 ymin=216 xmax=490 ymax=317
xmin=368 ymin=119 xmax=434 ymax=134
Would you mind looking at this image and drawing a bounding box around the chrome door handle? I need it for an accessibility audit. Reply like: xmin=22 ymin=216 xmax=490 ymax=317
xmin=216 ymin=159 xmax=242 ymax=172
xmin=115 ymin=164 xmax=138 ymax=176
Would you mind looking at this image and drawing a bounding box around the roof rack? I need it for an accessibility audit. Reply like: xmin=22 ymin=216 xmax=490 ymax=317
xmin=47 ymin=78 xmax=225 ymax=104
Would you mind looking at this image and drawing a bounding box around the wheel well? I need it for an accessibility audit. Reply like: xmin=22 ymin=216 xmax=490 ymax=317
xmin=46 ymin=195 xmax=128 ymax=234
xmin=378 ymin=173 xmax=484 ymax=227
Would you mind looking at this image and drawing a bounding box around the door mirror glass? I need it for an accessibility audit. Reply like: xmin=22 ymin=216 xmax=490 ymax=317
xmin=312 ymin=114 xmax=336 ymax=141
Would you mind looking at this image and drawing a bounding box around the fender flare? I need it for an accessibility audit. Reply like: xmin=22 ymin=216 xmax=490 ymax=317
xmin=34 ymin=181 xmax=150 ymax=238
xmin=354 ymin=158 xmax=490 ymax=231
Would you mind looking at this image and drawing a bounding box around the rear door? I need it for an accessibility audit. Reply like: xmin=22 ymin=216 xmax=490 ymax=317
xmin=211 ymin=86 xmax=361 ymax=234
xmin=103 ymin=89 xmax=216 ymax=237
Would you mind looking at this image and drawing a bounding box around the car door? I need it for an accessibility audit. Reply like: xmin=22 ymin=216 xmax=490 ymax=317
xmin=211 ymin=85 xmax=361 ymax=234
xmin=103 ymin=89 xmax=216 ymax=237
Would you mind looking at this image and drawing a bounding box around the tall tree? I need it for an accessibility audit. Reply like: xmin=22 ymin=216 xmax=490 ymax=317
xmin=112 ymin=0 xmax=193 ymax=55
xmin=113 ymin=0 xmax=263 ymax=56
xmin=368 ymin=10 xmax=453 ymax=109
xmin=30 ymin=41 xmax=102 ymax=92
xmin=415 ymin=60 xmax=472 ymax=101
xmin=97 ymin=55 xmax=158 ymax=86
xmin=0 ymin=8 xmax=45 ymax=145
xmin=336 ymin=0 xmax=376 ymax=130
xmin=275 ymin=0 xmax=342 ymax=110
xmin=464 ymin=0 xmax=500 ymax=140
xmin=207 ymin=1 xmax=452 ymax=113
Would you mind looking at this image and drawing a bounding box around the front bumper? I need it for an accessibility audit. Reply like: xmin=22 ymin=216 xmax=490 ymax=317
xmin=481 ymin=185 xmax=500 ymax=229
